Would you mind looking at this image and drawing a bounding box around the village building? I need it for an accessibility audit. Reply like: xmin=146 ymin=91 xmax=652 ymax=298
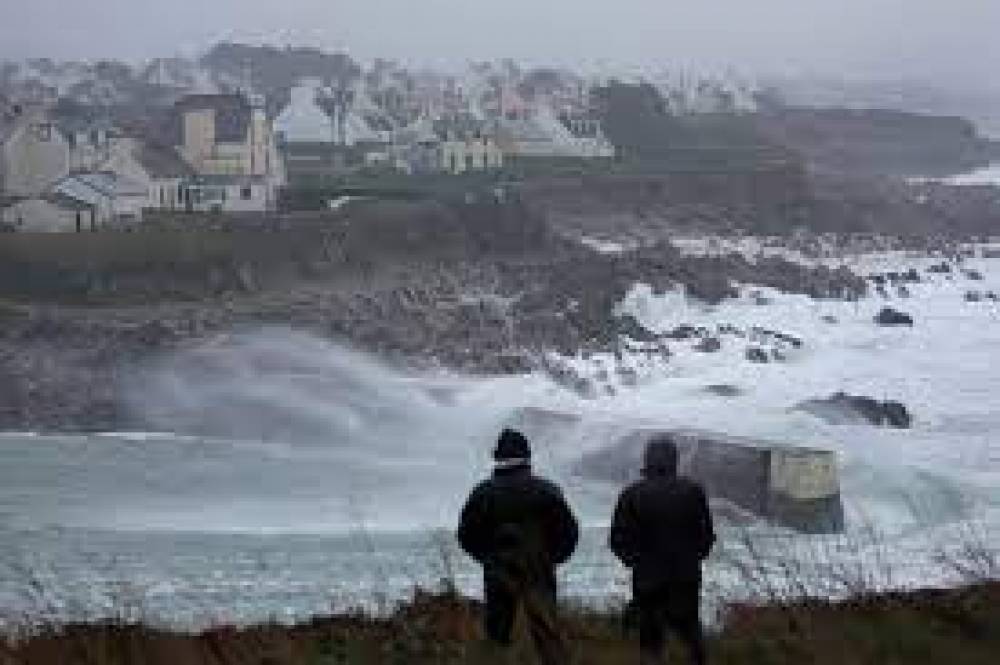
xmin=170 ymin=92 xmax=284 ymax=211
xmin=0 ymin=103 xmax=71 ymax=197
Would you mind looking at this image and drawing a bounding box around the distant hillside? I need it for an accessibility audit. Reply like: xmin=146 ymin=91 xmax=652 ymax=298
xmin=591 ymin=81 xmax=796 ymax=171
xmin=753 ymin=107 xmax=997 ymax=178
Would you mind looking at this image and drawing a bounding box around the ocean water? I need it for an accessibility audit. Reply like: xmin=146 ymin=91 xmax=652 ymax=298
xmin=1 ymin=252 xmax=998 ymax=629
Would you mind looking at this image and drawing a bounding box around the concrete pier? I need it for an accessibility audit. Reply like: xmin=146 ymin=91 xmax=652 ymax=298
xmin=506 ymin=407 xmax=844 ymax=533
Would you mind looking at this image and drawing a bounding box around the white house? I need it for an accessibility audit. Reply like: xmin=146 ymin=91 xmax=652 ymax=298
xmin=0 ymin=104 xmax=71 ymax=197
xmin=183 ymin=175 xmax=270 ymax=213
xmin=100 ymin=136 xmax=195 ymax=211
xmin=274 ymin=80 xmax=336 ymax=144
xmin=1 ymin=194 xmax=92 ymax=232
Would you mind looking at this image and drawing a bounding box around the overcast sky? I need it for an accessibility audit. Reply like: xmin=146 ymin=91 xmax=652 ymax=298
xmin=2 ymin=1 xmax=997 ymax=87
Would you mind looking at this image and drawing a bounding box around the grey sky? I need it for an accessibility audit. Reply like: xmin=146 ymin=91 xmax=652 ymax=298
xmin=2 ymin=1 xmax=997 ymax=87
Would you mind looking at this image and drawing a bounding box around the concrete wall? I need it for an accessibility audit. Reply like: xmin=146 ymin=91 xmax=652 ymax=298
xmin=508 ymin=407 xmax=845 ymax=533
xmin=1 ymin=199 xmax=87 ymax=232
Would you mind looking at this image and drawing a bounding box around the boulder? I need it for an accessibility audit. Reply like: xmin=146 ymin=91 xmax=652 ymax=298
xmin=694 ymin=336 xmax=722 ymax=353
xmin=874 ymin=307 xmax=913 ymax=326
xmin=705 ymin=384 xmax=742 ymax=397
xmin=927 ymin=262 xmax=952 ymax=274
xmin=796 ymin=392 xmax=912 ymax=429
xmin=664 ymin=324 xmax=702 ymax=340
xmin=613 ymin=314 xmax=659 ymax=342
xmin=963 ymin=269 xmax=985 ymax=281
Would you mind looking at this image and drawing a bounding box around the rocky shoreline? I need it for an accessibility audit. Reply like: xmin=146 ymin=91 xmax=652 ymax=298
xmin=0 ymin=236 xmax=871 ymax=433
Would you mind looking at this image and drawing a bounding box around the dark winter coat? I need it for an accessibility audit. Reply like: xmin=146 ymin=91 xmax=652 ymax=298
xmin=609 ymin=473 xmax=715 ymax=592
xmin=457 ymin=465 xmax=579 ymax=587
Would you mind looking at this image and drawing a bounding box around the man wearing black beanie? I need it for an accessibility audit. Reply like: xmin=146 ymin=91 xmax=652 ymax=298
xmin=457 ymin=428 xmax=579 ymax=663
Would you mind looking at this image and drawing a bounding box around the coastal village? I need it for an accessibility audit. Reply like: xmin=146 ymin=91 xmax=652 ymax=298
xmin=0 ymin=47 xmax=772 ymax=231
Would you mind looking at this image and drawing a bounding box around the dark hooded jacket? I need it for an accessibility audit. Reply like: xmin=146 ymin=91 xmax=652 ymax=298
xmin=458 ymin=464 xmax=579 ymax=586
xmin=609 ymin=470 xmax=715 ymax=592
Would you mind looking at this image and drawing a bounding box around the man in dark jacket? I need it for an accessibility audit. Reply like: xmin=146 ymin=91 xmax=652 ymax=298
xmin=609 ymin=435 xmax=715 ymax=665
xmin=457 ymin=429 xmax=579 ymax=663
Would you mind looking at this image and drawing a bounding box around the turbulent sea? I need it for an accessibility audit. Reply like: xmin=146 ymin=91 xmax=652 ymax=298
xmin=2 ymin=248 xmax=999 ymax=629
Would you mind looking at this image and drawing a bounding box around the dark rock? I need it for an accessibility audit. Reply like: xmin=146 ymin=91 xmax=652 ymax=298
xmin=896 ymin=285 xmax=911 ymax=298
xmin=705 ymin=384 xmax=742 ymax=397
xmin=796 ymin=392 xmax=912 ymax=429
xmin=746 ymin=347 xmax=770 ymax=364
xmin=613 ymin=314 xmax=658 ymax=343
xmin=821 ymin=314 xmax=839 ymax=324
xmin=875 ymin=285 xmax=889 ymax=298
xmin=927 ymin=262 xmax=952 ymax=274
xmin=771 ymin=348 xmax=788 ymax=362
xmin=694 ymin=336 xmax=722 ymax=353
xmin=665 ymin=324 xmax=700 ymax=340
xmin=965 ymin=291 xmax=983 ymax=303
xmin=963 ymin=269 xmax=985 ymax=281
xmin=874 ymin=307 xmax=913 ymax=326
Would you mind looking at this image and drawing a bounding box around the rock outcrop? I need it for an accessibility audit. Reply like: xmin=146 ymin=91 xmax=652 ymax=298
xmin=796 ymin=392 xmax=912 ymax=429
xmin=874 ymin=307 xmax=914 ymax=326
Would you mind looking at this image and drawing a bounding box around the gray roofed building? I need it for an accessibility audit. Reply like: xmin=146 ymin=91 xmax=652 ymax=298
xmin=134 ymin=143 xmax=195 ymax=179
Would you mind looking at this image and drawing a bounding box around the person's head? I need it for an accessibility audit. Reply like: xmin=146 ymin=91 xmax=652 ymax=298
xmin=494 ymin=428 xmax=531 ymax=470
xmin=642 ymin=434 xmax=679 ymax=478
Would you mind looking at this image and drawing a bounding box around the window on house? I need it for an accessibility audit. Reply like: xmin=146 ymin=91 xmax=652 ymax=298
xmin=466 ymin=154 xmax=475 ymax=171
xmin=90 ymin=130 xmax=100 ymax=147
xmin=34 ymin=124 xmax=51 ymax=142
xmin=241 ymin=186 xmax=253 ymax=200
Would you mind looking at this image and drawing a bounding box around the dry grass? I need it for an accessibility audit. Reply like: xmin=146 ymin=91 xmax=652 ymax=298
xmin=1 ymin=582 xmax=997 ymax=665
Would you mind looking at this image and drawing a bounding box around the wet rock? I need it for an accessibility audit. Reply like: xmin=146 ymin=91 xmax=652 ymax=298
xmin=613 ymin=314 xmax=659 ymax=343
xmin=665 ymin=324 xmax=701 ymax=340
xmin=874 ymin=307 xmax=913 ymax=326
xmin=746 ymin=347 xmax=770 ymax=364
xmin=796 ymin=392 xmax=912 ymax=429
xmin=927 ymin=262 xmax=952 ymax=274
xmin=694 ymin=336 xmax=722 ymax=353
xmin=705 ymin=384 xmax=742 ymax=397
xmin=615 ymin=365 xmax=639 ymax=387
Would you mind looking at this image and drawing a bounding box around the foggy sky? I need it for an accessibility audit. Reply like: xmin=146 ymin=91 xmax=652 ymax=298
xmin=2 ymin=0 xmax=997 ymax=87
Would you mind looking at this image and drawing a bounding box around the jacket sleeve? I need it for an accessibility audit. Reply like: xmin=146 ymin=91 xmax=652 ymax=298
xmin=609 ymin=488 xmax=640 ymax=568
xmin=695 ymin=485 xmax=716 ymax=560
xmin=549 ymin=490 xmax=579 ymax=566
xmin=457 ymin=485 xmax=490 ymax=563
